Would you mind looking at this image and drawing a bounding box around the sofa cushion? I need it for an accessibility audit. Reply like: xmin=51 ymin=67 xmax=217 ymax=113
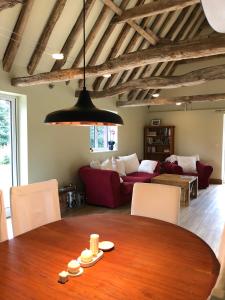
xmin=122 ymin=172 xmax=155 ymax=183
xmin=138 ymin=160 xmax=158 ymax=174
xmin=118 ymin=153 xmax=140 ymax=174
xmin=161 ymin=162 xmax=183 ymax=174
xmin=177 ymin=156 xmax=197 ymax=173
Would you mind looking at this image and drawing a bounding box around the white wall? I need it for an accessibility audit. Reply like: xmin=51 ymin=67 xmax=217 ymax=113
xmin=0 ymin=68 xmax=148 ymax=186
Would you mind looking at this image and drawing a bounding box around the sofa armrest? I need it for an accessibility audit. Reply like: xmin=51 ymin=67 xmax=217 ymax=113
xmin=196 ymin=161 xmax=213 ymax=188
xmin=79 ymin=166 xmax=121 ymax=208
xmin=196 ymin=161 xmax=213 ymax=176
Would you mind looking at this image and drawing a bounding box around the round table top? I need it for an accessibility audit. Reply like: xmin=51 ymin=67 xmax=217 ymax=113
xmin=0 ymin=214 xmax=219 ymax=300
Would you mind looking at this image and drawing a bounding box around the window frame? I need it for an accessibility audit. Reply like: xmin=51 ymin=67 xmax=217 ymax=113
xmin=90 ymin=125 xmax=118 ymax=153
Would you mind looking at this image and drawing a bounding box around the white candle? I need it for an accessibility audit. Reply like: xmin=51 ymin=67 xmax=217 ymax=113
xmin=58 ymin=271 xmax=69 ymax=284
xmin=80 ymin=249 xmax=93 ymax=263
xmin=90 ymin=233 xmax=99 ymax=256
xmin=67 ymin=260 xmax=80 ymax=274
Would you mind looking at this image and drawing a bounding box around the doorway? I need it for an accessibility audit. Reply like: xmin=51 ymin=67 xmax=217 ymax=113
xmin=0 ymin=96 xmax=17 ymax=217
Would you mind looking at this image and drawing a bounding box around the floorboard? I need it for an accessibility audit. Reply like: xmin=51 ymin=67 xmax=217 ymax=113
xmin=64 ymin=184 xmax=225 ymax=255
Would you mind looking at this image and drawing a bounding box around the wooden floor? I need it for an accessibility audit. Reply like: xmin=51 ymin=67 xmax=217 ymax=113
xmin=64 ymin=184 xmax=225 ymax=255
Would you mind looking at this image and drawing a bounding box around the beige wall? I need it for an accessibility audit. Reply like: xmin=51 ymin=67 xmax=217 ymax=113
xmin=0 ymin=68 xmax=148 ymax=186
xmin=147 ymin=110 xmax=223 ymax=179
xmin=148 ymin=57 xmax=225 ymax=180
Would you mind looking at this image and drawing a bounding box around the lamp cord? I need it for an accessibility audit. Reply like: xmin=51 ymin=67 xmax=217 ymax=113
xmin=83 ymin=0 xmax=86 ymax=88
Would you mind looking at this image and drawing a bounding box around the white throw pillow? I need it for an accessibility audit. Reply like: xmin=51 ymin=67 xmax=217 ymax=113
xmin=177 ymin=156 xmax=197 ymax=173
xmin=90 ymin=160 xmax=101 ymax=169
xmin=118 ymin=153 xmax=140 ymax=174
xmin=112 ymin=158 xmax=126 ymax=176
xmin=101 ymin=158 xmax=114 ymax=171
xmin=138 ymin=160 xmax=158 ymax=174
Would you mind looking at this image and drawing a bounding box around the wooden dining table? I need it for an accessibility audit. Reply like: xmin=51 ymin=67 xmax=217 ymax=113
xmin=0 ymin=214 xmax=219 ymax=300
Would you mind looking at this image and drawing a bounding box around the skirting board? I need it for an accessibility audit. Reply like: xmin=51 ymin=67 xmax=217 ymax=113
xmin=209 ymin=178 xmax=223 ymax=184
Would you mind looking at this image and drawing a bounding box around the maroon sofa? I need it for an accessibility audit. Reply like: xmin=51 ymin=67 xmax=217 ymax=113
xmin=161 ymin=161 xmax=213 ymax=189
xmin=79 ymin=165 xmax=160 ymax=208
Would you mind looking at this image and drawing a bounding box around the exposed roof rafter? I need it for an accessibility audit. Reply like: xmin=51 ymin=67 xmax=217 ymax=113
xmin=11 ymin=35 xmax=225 ymax=87
xmin=117 ymin=93 xmax=225 ymax=107
xmin=76 ymin=64 xmax=225 ymax=99
xmin=102 ymin=0 xmax=159 ymax=45
xmin=115 ymin=0 xmax=200 ymax=23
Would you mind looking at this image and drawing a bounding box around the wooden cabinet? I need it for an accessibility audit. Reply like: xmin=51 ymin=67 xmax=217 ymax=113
xmin=144 ymin=126 xmax=175 ymax=161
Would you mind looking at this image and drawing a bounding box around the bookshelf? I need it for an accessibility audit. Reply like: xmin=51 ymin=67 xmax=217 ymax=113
xmin=144 ymin=126 xmax=175 ymax=161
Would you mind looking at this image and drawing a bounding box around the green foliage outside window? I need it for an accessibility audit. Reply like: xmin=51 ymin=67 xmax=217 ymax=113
xmin=90 ymin=125 xmax=118 ymax=151
xmin=0 ymin=102 xmax=10 ymax=147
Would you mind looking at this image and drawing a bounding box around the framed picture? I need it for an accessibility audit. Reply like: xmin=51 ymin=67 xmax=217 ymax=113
xmin=151 ymin=119 xmax=161 ymax=126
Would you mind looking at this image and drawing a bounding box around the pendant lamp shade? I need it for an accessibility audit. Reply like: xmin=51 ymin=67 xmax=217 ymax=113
xmin=44 ymin=0 xmax=124 ymax=126
xmin=45 ymin=87 xmax=123 ymax=126
xmin=201 ymin=0 xmax=225 ymax=33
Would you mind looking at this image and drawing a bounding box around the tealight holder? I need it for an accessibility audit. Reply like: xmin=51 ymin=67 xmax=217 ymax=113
xmin=77 ymin=250 xmax=104 ymax=268
xmin=67 ymin=259 xmax=84 ymax=277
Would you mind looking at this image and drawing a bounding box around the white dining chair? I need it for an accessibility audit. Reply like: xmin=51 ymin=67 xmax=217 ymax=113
xmin=0 ymin=190 xmax=8 ymax=242
xmin=209 ymin=225 xmax=225 ymax=300
xmin=131 ymin=182 xmax=181 ymax=225
xmin=10 ymin=179 xmax=61 ymax=237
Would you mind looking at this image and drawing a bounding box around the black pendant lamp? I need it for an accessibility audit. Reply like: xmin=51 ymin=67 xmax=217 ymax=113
xmin=44 ymin=0 xmax=123 ymax=126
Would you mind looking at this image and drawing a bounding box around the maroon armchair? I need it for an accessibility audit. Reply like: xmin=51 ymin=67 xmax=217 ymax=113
xmin=79 ymin=165 xmax=159 ymax=208
xmin=161 ymin=161 xmax=213 ymax=189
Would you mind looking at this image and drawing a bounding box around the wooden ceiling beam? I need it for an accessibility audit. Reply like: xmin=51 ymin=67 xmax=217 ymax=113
xmin=177 ymin=54 xmax=225 ymax=66
xmin=11 ymin=35 xmax=225 ymax=87
xmin=130 ymin=5 xmax=199 ymax=100
xmin=2 ymin=0 xmax=34 ymax=72
xmin=27 ymin=0 xmax=67 ymax=75
xmin=78 ymin=0 xmax=130 ymax=88
xmin=122 ymin=11 xmax=181 ymax=92
xmin=131 ymin=4 xmax=202 ymax=101
xmin=102 ymin=12 xmax=172 ymax=90
xmin=72 ymin=5 xmax=112 ymax=68
xmin=140 ymin=5 xmax=205 ymax=101
xmin=84 ymin=0 xmax=130 ymax=67
xmin=115 ymin=0 xmax=200 ymax=23
xmin=92 ymin=0 xmax=145 ymax=91
xmin=116 ymin=94 xmax=225 ymax=107
xmin=51 ymin=0 xmax=96 ymax=71
xmin=0 ymin=0 xmax=23 ymax=11
xmin=77 ymin=64 xmax=225 ymax=98
xmin=98 ymin=17 xmax=150 ymax=90
xmin=102 ymin=0 xmax=158 ymax=45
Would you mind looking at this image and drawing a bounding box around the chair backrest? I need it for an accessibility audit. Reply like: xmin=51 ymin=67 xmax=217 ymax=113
xmin=0 ymin=190 xmax=8 ymax=242
xmin=10 ymin=179 xmax=61 ymax=237
xmin=131 ymin=183 xmax=181 ymax=225
xmin=209 ymin=225 xmax=225 ymax=299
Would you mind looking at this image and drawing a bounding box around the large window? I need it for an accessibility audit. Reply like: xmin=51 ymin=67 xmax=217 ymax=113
xmin=0 ymin=92 xmax=28 ymax=219
xmin=90 ymin=126 xmax=118 ymax=152
xmin=0 ymin=96 xmax=17 ymax=216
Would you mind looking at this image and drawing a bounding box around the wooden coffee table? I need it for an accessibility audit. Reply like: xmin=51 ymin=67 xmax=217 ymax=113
xmin=151 ymin=173 xmax=198 ymax=206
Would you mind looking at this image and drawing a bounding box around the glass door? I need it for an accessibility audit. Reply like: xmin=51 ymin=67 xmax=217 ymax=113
xmin=0 ymin=97 xmax=17 ymax=217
